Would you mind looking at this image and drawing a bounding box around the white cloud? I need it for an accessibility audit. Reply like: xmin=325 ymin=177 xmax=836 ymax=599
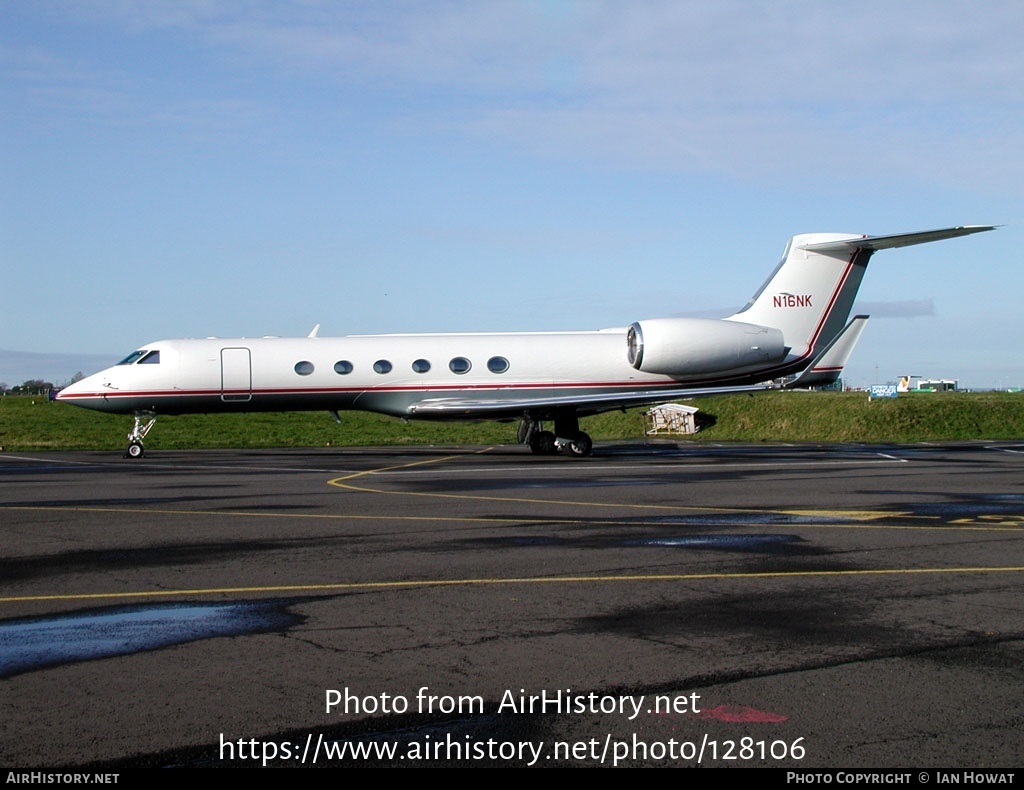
xmin=11 ymin=2 xmax=1022 ymax=188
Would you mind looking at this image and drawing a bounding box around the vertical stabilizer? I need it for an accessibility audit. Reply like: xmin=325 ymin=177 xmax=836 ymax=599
xmin=726 ymin=233 xmax=872 ymax=363
xmin=727 ymin=225 xmax=995 ymax=367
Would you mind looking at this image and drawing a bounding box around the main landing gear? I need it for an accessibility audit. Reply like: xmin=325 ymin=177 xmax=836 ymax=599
xmin=518 ymin=412 xmax=593 ymax=458
xmin=124 ymin=412 xmax=156 ymax=459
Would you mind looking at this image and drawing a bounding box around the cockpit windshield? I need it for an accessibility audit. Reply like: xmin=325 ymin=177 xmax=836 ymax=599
xmin=117 ymin=350 xmax=147 ymax=365
xmin=116 ymin=350 xmax=160 ymax=365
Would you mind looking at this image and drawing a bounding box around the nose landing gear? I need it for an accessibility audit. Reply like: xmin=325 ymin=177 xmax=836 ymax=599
xmin=124 ymin=413 xmax=156 ymax=459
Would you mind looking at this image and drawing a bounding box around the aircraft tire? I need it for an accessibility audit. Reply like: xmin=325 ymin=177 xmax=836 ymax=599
xmin=529 ymin=431 xmax=557 ymax=455
xmin=563 ymin=432 xmax=593 ymax=457
xmin=124 ymin=441 xmax=145 ymax=459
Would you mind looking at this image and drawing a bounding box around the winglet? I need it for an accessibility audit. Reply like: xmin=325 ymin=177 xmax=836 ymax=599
xmin=308 ymin=324 xmax=321 ymax=338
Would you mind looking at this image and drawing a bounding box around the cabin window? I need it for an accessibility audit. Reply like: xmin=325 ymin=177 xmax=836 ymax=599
xmin=334 ymin=360 xmax=353 ymax=375
xmin=117 ymin=350 xmax=147 ymax=365
xmin=294 ymin=361 xmax=314 ymax=376
xmin=373 ymin=360 xmax=392 ymax=374
xmin=487 ymin=356 xmax=509 ymax=374
xmin=449 ymin=357 xmax=472 ymax=374
xmin=412 ymin=359 xmax=431 ymax=373
xmin=139 ymin=350 xmax=160 ymax=364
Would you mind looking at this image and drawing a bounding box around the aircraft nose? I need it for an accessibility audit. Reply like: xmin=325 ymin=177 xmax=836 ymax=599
xmin=56 ymin=377 xmax=88 ymax=402
xmin=54 ymin=371 xmax=114 ymax=411
xmin=55 ymin=380 xmax=79 ymax=400
xmin=56 ymin=374 xmax=96 ymax=398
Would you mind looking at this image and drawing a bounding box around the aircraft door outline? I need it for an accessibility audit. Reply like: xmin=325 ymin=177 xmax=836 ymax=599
xmin=220 ymin=347 xmax=252 ymax=402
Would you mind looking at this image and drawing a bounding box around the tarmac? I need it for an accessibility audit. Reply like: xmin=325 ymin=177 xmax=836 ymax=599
xmin=1 ymin=441 xmax=1022 ymax=768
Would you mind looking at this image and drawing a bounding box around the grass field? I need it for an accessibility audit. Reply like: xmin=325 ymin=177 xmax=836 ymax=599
xmin=2 ymin=391 xmax=1023 ymax=452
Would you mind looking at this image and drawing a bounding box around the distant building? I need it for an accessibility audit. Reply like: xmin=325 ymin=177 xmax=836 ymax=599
xmin=897 ymin=376 xmax=958 ymax=392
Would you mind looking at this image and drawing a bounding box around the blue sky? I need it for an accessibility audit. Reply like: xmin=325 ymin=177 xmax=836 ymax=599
xmin=2 ymin=1 xmax=1021 ymax=388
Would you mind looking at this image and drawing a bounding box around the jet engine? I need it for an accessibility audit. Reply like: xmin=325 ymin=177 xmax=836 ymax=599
xmin=626 ymin=318 xmax=787 ymax=376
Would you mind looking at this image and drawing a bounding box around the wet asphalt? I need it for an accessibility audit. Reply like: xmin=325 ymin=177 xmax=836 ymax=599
xmin=1 ymin=441 xmax=1022 ymax=768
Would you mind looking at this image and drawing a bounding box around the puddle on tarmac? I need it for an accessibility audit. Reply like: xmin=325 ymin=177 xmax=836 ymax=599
xmin=0 ymin=601 xmax=300 ymax=678
xmin=627 ymin=534 xmax=801 ymax=548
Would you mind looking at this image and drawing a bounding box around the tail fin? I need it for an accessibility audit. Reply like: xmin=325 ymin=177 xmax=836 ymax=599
xmin=727 ymin=225 xmax=994 ymax=367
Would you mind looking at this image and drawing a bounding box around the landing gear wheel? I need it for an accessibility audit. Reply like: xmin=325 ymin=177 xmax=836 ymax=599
xmin=562 ymin=432 xmax=593 ymax=457
xmin=529 ymin=430 xmax=558 ymax=455
xmin=123 ymin=413 xmax=156 ymax=459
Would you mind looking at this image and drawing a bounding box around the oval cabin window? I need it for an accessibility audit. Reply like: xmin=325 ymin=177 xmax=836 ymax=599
xmin=449 ymin=357 xmax=472 ymax=374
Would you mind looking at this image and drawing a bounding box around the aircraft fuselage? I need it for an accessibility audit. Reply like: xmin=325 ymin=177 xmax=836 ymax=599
xmin=57 ymin=328 xmax=793 ymax=420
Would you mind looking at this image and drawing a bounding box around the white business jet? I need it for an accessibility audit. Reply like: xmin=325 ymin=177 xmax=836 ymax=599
xmin=56 ymin=225 xmax=994 ymax=458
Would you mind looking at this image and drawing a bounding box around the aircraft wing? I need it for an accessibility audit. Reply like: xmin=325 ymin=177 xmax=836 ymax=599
xmin=406 ymin=383 xmax=772 ymax=418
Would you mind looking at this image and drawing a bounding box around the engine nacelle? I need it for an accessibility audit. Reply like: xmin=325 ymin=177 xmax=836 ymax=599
xmin=626 ymin=318 xmax=787 ymax=376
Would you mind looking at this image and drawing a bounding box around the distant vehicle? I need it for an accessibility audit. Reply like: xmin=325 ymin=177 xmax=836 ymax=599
xmin=57 ymin=225 xmax=994 ymax=458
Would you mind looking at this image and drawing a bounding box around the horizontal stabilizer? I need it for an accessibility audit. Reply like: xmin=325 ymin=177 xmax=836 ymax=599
xmin=800 ymin=225 xmax=996 ymax=255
